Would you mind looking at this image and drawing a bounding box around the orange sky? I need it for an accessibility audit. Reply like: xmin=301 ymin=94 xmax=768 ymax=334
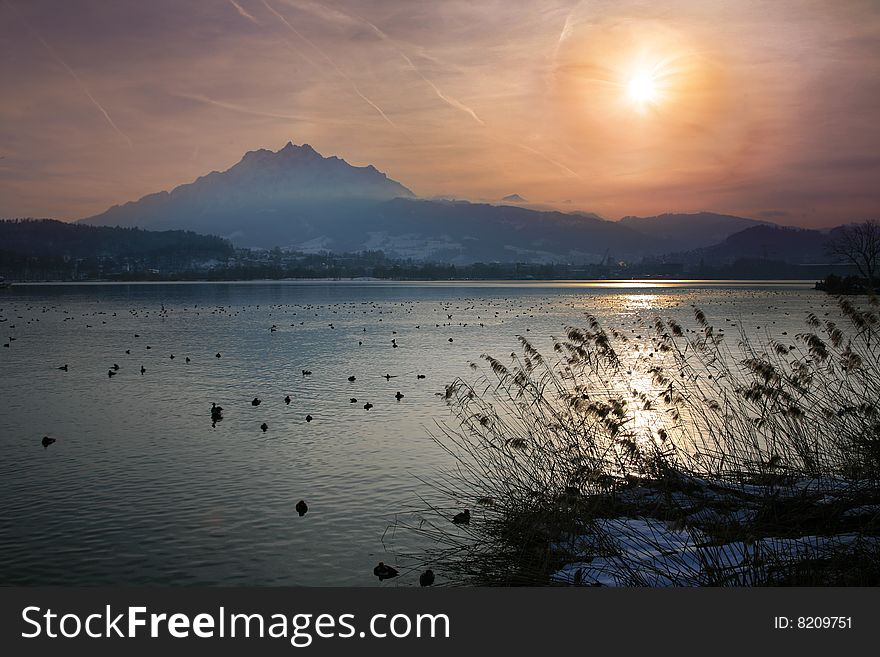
xmin=1 ymin=0 xmax=879 ymax=227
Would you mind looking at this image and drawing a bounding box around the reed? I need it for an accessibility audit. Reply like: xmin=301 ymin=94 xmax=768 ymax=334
xmin=402 ymin=295 xmax=880 ymax=585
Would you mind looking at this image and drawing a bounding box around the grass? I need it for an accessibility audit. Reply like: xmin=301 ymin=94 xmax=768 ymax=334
xmin=400 ymin=295 xmax=880 ymax=586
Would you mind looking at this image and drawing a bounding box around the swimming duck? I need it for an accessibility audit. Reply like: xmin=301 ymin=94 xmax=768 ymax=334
xmin=419 ymin=569 xmax=435 ymax=587
xmin=373 ymin=562 xmax=399 ymax=581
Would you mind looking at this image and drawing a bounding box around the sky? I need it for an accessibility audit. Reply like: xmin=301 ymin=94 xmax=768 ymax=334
xmin=0 ymin=0 xmax=878 ymax=227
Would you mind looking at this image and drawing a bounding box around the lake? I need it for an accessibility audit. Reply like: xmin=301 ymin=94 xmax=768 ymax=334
xmin=0 ymin=280 xmax=834 ymax=585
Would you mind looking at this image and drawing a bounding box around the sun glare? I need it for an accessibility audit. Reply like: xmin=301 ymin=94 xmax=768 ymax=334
xmin=628 ymin=73 xmax=657 ymax=104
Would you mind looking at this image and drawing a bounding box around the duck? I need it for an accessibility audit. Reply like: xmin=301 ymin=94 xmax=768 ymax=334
xmin=416 ymin=374 xmax=426 ymax=379
xmin=260 ymin=422 xmax=268 ymax=432
xmin=373 ymin=562 xmax=399 ymax=581
xmin=57 ymin=364 xmax=68 ymax=371
xmin=395 ymin=391 xmax=404 ymax=401
xmin=348 ymin=375 xmax=356 ymax=382
xmin=215 ymin=352 xmax=221 ymax=358
xmin=41 ymin=436 xmax=56 ymax=448
xmin=107 ymin=369 xmax=116 ymax=377
xmin=140 ymin=365 xmax=146 ymax=375
xmin=112 ymin=363 xmax=120 ymax=370
xmin=302 ymin=370 xmax=312 ymax=376
xmin=295 ymin=500 xmax=308 ymax=517
xmin=452 ymin=509 xmax=471 ymax=525
xmin=284 ymin=395 xmax=291 ymax=405
xmin=305 ymin=414 xmax=313 ymax=422
xmin=350 ymin=398 xmax=357 ymax=403
xmin=211 ymin=403 xmax=223 ymax=421
xmin=251 ymin=398 xmax=261 ymax=406
xmin=185 ymin=357 xmax=191 ymax=363
xmin=363 ymin=402 xmax=373 ymax=410
xmin=419 ymin=569 xmax=435 ymax=587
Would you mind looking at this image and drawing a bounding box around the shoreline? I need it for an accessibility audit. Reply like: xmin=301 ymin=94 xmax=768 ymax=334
xmin=4 ymin=278 xmax=820 ymax=288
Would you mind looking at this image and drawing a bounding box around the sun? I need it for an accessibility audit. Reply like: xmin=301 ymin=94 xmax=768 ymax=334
xmin=627 ymin=73 xmax=658 ymax=104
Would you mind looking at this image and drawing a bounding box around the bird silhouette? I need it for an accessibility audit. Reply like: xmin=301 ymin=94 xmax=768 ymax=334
xmin=373 ymin=562 xmax=399 ymax=581
xmin=419 ymin=569 xmax=435 ymax=587
xmin=363 ymin=402 xmax=373 ymax=410
xmin=416 ymin=374 xmax=426 ymax=379
xmin=452 ymin=509 xmax=470 ymax=525
xmin=108 ymin=369 xmax=116 ymax=377
xmin=41 ymin=436 xmax=56 ymax=448
xmin=295 ymin=500 xmax=308 ymax=517
xmin=140 ymin=365 xmax=146 ymax=375
xmin=251 ymin=398 xmax=261 ymax=406
xmin=305 ymin=414 xmax=313 ymax=422
xmin=57 ymin=364 xmax=68 ymax=371
xmin=215 ymin=352 xmax=221 ymax=358
xmin=185 ymin=357 xmax=191 ymax=363
xmin=350 ymin=398 xmax=357 ymax=403
xmin=395 ymin=391 xmax=404 ymax=401
xmin=302 ymin=370 xmax=312 ymax=376
xmin=348 ymin=375 xmax=356 ymax=382
xmin=112 ymin=363 xmax=120 ymax=370
xmin=260 ymin=422 xmax=268 ymax=432
xmin=284 ymin=395 xmax=291 ymax=405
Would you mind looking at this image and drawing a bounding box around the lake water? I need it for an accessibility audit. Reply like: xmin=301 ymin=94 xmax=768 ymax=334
xmin=0 ymin=280 xmax=835 ymax=585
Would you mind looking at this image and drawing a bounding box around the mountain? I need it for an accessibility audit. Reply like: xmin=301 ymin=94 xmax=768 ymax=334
xmin=80 ymin=142 xmax=807 ymax=264
xmin=84 ymin=142 xmax=413 ymax=230
xmin=80 ymin=143 xmax=674 ymax=262
xmin=618 ymin=212 xmax=771 ymax=251
xmin=679 ymin=225 xmax=835 ymax=264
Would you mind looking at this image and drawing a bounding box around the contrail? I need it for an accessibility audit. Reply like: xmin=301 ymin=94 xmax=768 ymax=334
xmin=512 ymin=141 xmax=580 ymax=179
xmin=4 ymin=0 xmax=132 ymax=148
xmin=177 ymin=92 xmax=336 ymax=124
xmin=284 ymin=0 xmax=484 ymax=126
xmin=261 ymin=0 xmax=398 ymax=129
xmin=397 ymin=51 xmax=484 ymax=126
xmin=228 ymin=0 xmax=259 ymax=24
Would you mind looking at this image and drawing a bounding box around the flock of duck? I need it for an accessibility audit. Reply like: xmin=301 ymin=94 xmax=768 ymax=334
xmin=1 ymin=287 xmax=829 ymax=585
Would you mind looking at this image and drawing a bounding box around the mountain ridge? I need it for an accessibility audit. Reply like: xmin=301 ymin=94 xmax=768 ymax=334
xmin=78 ymin=142 xmax=785 ymax=263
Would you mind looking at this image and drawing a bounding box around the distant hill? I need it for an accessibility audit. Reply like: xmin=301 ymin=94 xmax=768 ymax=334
xmin=78 ymin=143 xmax=671 ymax=262
xmin=0 ymin=218 xmax=232 ymax=259
xmin=618 ymin=212 xmax=770 ymax=251
xmin=501 ymin=194 xmax=527 ymax=203
xmin=682 ymin=225 xmax=835 ymax=264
